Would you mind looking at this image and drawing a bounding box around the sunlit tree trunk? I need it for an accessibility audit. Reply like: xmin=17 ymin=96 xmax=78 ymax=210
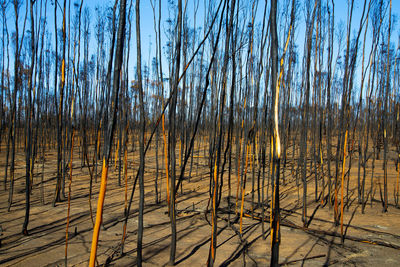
xmin=382 ymin=0 xmax=392 ymax=212
xmin=89 ymin=0 xmax=126 ymax=265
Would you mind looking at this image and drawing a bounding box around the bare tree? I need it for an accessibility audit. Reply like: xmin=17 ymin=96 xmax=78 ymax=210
xmin=88 ymin=0 xmax=127 ymax=265
xmin=135 ymin=0 xmax=146 ymax=265
xmin=22 ymin=0 xmax=36 ymax=236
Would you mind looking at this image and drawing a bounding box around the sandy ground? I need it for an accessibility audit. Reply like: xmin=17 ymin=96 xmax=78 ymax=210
xmin=0 ymin=139 xmax=400 ymax=266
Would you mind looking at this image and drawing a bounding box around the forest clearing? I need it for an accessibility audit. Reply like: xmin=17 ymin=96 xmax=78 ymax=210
xmin=1 ymin=0 xmax=400 ymax=266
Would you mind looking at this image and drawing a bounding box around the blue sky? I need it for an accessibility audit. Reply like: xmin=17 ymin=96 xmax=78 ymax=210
xmin=1 ymin=0 xmax=399 ymax=97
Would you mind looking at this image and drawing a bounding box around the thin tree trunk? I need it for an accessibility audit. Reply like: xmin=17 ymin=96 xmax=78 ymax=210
xmin=22 ymin=0 xmax=36 ymax=236
xmin=88 ymin=0 xmax=126 ymax=265
xmin=135 ymin=0 xmax=146 ymax=265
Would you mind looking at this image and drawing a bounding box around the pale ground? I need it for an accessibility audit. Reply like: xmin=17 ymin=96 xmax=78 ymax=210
xmin=0 ymin=139 xmax=400 ymax=266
